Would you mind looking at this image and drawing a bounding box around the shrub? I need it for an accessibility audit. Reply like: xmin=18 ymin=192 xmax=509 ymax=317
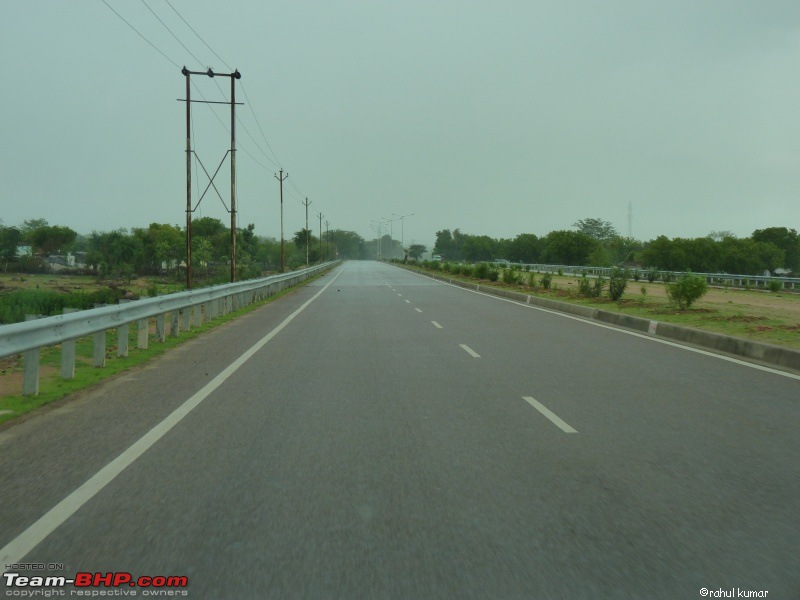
xmin=577 ymin=275 xmax=592 ymax=297
xmin=527 ymin=272 xmax=537 ymax=287
xmin=646 ymin=268 xmax=659 ymax=283
xmin=661 ymin=272 xmax=674 ymax=283
xmin=443 ymin=262 xmax=453 ymax=273
xmin=768 ymin=280 xmax=783 ymax=293
xmin=487 ymin=269 xmax=499 ymax=282
xmin=540 ymin=272 xmax=553 ymax=289
xmin=474 ymin=263 xmax=490 ymax=279
xmin=461 ymin=265 xmax=474 ymax=278
xmin=633 ymin=271 xmax=641 ymax=282
xmin=557 ymin=269 xmax=563 ymax=276
xmin=666 ymin=273 xmax=708 ymax=309
xmin=608 ymin=267 xmax=629 ymax=301
xmin=502 ymin=268 xmax=518 ymax=284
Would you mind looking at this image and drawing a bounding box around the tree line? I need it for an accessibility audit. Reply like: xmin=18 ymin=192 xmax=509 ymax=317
xmin=432 ymin=219 xmax=799 ymax=276
xmin=0 ymin=217 xmax=369 ymax=281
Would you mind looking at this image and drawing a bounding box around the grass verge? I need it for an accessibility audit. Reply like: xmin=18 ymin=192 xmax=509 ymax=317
xmin=0 ymin=273 xmax=325 ymax=426
xmin=402 ymin=265 xmax=800 ymax=350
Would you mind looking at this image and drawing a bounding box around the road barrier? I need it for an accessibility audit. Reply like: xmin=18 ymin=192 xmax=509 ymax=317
xmin=411 ymin=269 xmax=800 ymax=374
xmin=516 ymin=263 xmax=799 ymax=291
xmin=0 ymin=262 xmax=338 ymax=395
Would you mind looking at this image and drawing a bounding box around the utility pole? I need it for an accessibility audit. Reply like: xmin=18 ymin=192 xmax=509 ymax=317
xmin=275 ymin=168 xmax=289 ymax=272
xmin=325 ymin=220 xmax=330 ymax=261
xmin=317 ymin=213 xmax=323 ymax=262
xmin=180 ymin=66 xmax=242 ymax=287
xmin=302 ymin=197 xmax=312 ymax=266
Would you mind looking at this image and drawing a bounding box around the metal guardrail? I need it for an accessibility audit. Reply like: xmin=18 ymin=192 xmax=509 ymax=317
xmin=0 ymin=261 xmax=338 ymax=395
xmin=515 ymin=264 xmax=800 ymax=291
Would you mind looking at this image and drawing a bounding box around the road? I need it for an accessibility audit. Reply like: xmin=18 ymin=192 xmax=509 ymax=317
xmin=1 ymin=261 xmax=798 ymax=599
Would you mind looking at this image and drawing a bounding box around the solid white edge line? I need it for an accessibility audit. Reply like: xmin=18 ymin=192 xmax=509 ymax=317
xmin=523 ymin=396 xmax=578 ymax=433
xmin=410 ymin=271 xmax=800 ymax=381
xmin=460 ymin=344 xmax=480 ymax=357
xmin=0 ymin=266 xmax=345 ymax=566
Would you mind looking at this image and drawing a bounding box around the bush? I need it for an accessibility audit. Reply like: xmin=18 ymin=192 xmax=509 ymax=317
xmin=487 ymin=269 xmax=499 ymax=282
xmin=475 ymin=263 xmax=490 ymax=279
xmin=768 ymin=280 xmax=783 ymax=293
xmin=461 ymin=265 xmax=474 ymax=278
xmin=608 ymin=267 xmax=629 ymax=301
xmin=666 ymin=273 xmax=708 ymax=309
xmin=527 ymin=272 xmax=537 ymax=287
xmin=540 ymin=272 xmax=552 ymax=289
xmin=502 ymin=268 xmax=518 ymax=284
xmin=577 ymin=275 xmax=592 ymax=297
xmin=646 ymin=268 xmax=659 ymax=283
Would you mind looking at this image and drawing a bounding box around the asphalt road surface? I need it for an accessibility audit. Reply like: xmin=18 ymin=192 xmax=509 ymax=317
xmin=1 ymin=261 xmax=798 ymax=599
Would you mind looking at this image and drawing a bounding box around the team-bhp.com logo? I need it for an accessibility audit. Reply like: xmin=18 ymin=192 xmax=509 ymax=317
xmin=3 ymin=571 xmax=189 ymax=596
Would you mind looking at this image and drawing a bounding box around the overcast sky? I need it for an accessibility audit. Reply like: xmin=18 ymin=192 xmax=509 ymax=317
xmin=2 ymin=1 xmax=799 ymax=250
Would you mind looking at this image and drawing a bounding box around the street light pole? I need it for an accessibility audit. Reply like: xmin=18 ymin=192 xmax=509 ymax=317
xmin=392 ymin=213 xmax=414 ymax=257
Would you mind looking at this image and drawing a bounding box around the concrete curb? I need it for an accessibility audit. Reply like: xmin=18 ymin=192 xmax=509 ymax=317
xmin=419 ymin=271 xmax=800 ymax=374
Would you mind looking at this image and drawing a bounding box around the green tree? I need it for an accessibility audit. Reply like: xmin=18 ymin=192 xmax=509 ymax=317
xmin=573 ymin=218 xmax=618 ymax=242
xmin=28 ymin=225 xmax=77 ymax=256
xmin=541 ymin=230 xmax=598 ymax=265
xmin=0 ymin=225 xmax=22 ymax=271
xmin=751 ymin=227 xmax=800 ymax=272
xmin=407 ymin=243 xmax=427 ymax=260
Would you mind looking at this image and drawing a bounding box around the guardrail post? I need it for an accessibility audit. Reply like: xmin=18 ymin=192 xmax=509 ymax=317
xmin=92 ymin=304 xmax=108 ymax=367
xmin=117 ymin=299 xmax=132 ymax=357
xmin=92 ymin=331 xmax=106 ymax=367
xmin=22 ymin=315 xmax=43 ymax=396
xmin=137 ymin=318 xmax=149 ymax=349
xmin=156 ymin=314 xmax=166 ymax=342
xmin=194 ymin=304 xmax=202 ymax=327
xmin=60 ymin=308 xmax=80 ymax=380
xmin=170 ymin=311 xmax=180 ymax=337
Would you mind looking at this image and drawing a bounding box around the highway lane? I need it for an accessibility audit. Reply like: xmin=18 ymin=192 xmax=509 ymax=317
xmin=1 ymin=260 xmax=798 ymax=598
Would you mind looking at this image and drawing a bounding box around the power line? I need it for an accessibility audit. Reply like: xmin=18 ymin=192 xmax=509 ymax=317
xmin=164 ymin=0 xmax=233 ymax=71
xmin=140 ymin=0 xmax=204 ymax=67
xmin=100 ymin=0 xmax=179 ymax=68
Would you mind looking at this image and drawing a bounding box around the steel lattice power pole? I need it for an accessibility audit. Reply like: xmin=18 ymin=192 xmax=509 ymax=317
xmin=275 ymin=168 xmax=289 ymax=272
xmin=184 ymin=69 xmax=192 ymax=289
xmin=230 ymin=71 xmax=240 ymax=283
xmin=180 ymin=67 xmax=241 ymax=285
xmin=302 ymin=197 xmax=312 ymax=266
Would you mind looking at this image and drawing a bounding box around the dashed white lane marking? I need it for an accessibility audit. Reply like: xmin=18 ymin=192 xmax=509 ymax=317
xmin=415 ymin=308 xmax=422 ymax=313
xmin=0 ymin=268 xmax=345 ymax=566
xmin=460 ymin=344 xmax=480 ymax=357
xmin=523 ymin=396 xmax=577 ymax=433
xmin=432 ymin=321 xmax=443 ymax=329
xmin=404 ymin=300 xmax=410 ymax=304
